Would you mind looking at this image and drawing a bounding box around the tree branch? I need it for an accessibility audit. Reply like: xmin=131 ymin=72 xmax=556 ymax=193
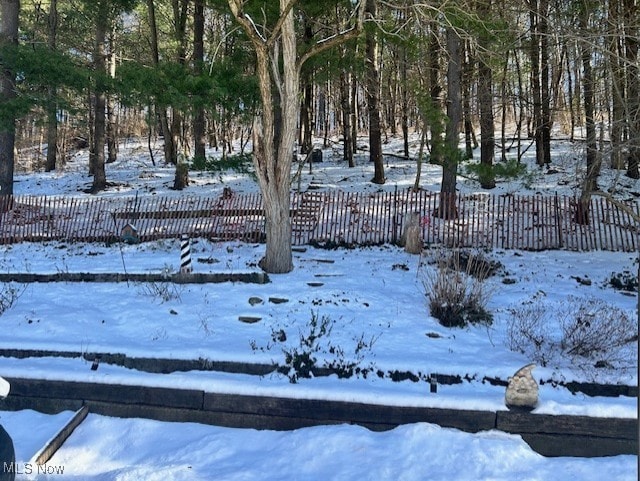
xmin=266 ymin=0 xmax=297 ymax=48
xmin=299 ymin=0 xmax=366 ymax=70
xmin=591 ymin=190 xmax=640 ymax=223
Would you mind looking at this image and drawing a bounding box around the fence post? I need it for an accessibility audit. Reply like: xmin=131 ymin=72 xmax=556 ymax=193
xmin=554 ymin=193 xmax=563 ymax=249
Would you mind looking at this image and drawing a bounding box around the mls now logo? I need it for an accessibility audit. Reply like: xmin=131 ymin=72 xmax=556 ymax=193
xmin=4 ymin=462 xmax=65 ymax=475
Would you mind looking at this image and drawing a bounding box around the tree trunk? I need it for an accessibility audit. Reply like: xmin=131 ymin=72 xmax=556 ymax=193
xmin=530 ymin=0 xmax=545 ymax=167
xmin=193 ymin=0 xmax=206 ymax=161
xmin=478 ymin=0 xmax=496 ymax=188
xmin=227 ymin=0 xmax=362 ymax=272
xmin=539 ymin=0 xmax=551 ymax=166
xmin=147 ymin=0 xmax=176 ymax=165
xmin=608 ymin=0 xmax=624 ymax=169
xmin=577 ymin=2 xmax=599 ymax=224
xmin=624 ymin=0 xmax=639 ymax=179
xmin=0 ymin=0 xmax=18 ymax=201
xmin=299 ymin=21 xmax=314 ymax=155
xmin=106 ymin=27 xmax=118 ymax=164
xmin=90 ymin=0 xmax=108 ymax=193
xmin=340 ymin=69 xmax=354 ymax=165
xmin=401 ymin=44 xmax=409 ymax=159
xmin=428 ymin=26 xmax=443 ymax=165
xmin=463 ymin=39 xmax=474 ymax=160
xmin=366 ymin=0 xmax=384 ymax=184
xmin=170 ymin=0 xmax=189 ymax=162
xmin=45 ymin=0 xmax=58 ymax=172
xmin=437 ymin=27 xmax=462 ymax=220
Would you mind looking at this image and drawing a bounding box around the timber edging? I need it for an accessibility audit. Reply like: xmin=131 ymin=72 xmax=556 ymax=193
xmin=0 ymin=272 xmax=270 ymax=284
xmin=0 ymin=348 xmax=636 ymax=398
xmin=0 ymin=377 xmax=636 ymax=458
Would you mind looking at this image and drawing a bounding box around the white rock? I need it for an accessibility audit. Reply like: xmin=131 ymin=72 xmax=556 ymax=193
xmin=505 ymin=363 xmax=538 ymax=410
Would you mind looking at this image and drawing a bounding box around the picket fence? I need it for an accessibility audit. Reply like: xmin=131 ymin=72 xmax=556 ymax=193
xmin=0 ymin=191 xmax=638 ymax=252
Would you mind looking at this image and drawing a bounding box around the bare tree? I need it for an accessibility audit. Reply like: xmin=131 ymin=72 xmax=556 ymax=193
xmin=227 ymin=0 xmax=364 ymax=273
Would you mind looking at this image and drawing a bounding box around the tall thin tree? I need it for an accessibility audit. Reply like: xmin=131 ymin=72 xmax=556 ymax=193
xmin=438 ymin=26 xmax=462 ymax=219
xmin=45 ymin=0 xmax=58 ymax=172
xmin=0 ymin=0 xmax=19 ymax=201
xmin=365 ymin=0 xmax=384 ymax=184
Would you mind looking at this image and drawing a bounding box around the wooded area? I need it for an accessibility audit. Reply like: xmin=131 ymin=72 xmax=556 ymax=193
xmin=0 ymin=0 xmax=638 ymax=271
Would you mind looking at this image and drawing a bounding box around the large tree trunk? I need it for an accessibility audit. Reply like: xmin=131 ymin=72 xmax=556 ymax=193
xmin=227 ymin=0 xmax=362 ymax=273
xmin=437 ymin=27 xmax=462 ymax=220
xmin=235 ymin=3 xmax=296 ymax=273
xmin=0 ymin=0 xmax=19 ymax=201
xmin=45 ymin=0 xmax=58 ymax=172
xmin=90 ymin=0 xmax=108 ymax=193
xmin=366 ymin=0 xmax=384 ymax=184
xmin=193 ymin=0 xmax=206 ymax=161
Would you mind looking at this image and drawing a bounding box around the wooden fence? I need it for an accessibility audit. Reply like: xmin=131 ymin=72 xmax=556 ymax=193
xmin=0 ymin=191 xmax=638 ymax=251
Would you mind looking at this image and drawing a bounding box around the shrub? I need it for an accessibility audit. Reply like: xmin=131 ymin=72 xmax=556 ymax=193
xmin=464 ymin=158 xmax=528 ymax=183
xmin=609 ymin=270 xmax=638 ymax=293
xmin=0 ymin=283 xmax=25 ymax=316
xmin=137 ymin=282 xmax=183 ymax=303
xmin=190 ymin=152 xmax=253 ymax=174
xmin=250 ymin=311 xmax=378 ymax=383
xmin=507 ymin=295 xmax=637 ymax=373
xmin=422 ymin=249 xmax=494 ymax=328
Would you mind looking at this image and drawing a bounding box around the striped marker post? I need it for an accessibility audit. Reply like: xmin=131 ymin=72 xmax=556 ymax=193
xmin=180 ymin=234 xmax=193 ymax=274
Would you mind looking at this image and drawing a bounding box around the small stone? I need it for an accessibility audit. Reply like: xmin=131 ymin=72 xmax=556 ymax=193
xmin=248 ymin=297 xmax=264 ymax=306
xmin=238 ymin=316 xmax=262 ymax=324
xmin=268 ymin=297 xmax=289 ymax=304
xmin=502 ymin=277 xmax=517 ymax=285
xmin=307 ymin=282 xmax=324 ymax=287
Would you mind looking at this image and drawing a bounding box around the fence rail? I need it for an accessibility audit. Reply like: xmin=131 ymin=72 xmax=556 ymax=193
xmin=0 ymin=191 xmax=638 ymax=251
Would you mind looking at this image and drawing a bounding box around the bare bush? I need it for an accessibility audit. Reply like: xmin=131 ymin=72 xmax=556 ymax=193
xmin=507 ymin=294 xmax=554 ymax=367
xmin=507 ymin=295 xmax=637 ymax=373
xmin=137 ymin=282 xmax=183 ymax=303
xmin=560 ymin=297 xmax=637 ymax=360
xmin=0 ymin=283 xmax=26 ymax=316
xmin=421 ymin=249 xmax=495 ymax=328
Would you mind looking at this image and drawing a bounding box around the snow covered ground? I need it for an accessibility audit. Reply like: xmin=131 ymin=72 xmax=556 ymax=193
xmin=0 ymin=136 xmax=637 ymax=479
